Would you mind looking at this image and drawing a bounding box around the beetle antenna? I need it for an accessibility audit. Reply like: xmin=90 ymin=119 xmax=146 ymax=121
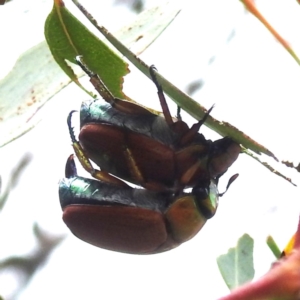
xmin=219 ymin=173 xmax=239 ymax=197
xmin=149 ymin=65 xmax=174 ymax=126
xmin=67 ymin=110 xmax=78 ymax=143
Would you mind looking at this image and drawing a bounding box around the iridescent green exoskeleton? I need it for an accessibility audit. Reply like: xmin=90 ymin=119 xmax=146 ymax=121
xmin=59 ymin=156 xmax=237 ymax=254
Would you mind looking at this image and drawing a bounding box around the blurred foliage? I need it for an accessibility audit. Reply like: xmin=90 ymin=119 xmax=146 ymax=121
xmin=0 ymin=155 xmax=65 ymax=299
xmin=114 ymin=0 xmax=145 ymax=13
xmin=0 ymin=0 xmax=13 ymax=4
xmin=0 ymin=154 xmax=32 ymax=212
xmin=217 ymin=234 xmax=255 ymax=290
xmin=0 ymin=224 xmax=65 ymax=300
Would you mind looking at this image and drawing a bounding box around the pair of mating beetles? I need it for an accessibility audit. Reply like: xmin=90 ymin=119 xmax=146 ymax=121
xmin=59 ymin=57 xmax=240 ymax=254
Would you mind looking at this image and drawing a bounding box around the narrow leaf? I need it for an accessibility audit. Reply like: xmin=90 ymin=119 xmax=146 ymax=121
xmin=72 ymin=0 xmax=299 ymax=185
xmin=1 ymin=1 xmax=180 ymax=147
xmin=45 ymin=0 xmax=128 ymax=98
xmin=114 ymin=1 xmax=181 ymax=56
xmin=0 ymin=42 xmax=71 ymax=147
xmin=217 ymin=234 xmax=255 ymax=290
xmin=242 ymin=147 xmax=296 ymax=186
xmin=281 ymin=234 xmax=296 ymax=257
xmin=266 ymin=236 xmax=282 ymax=259
xmin=73 ymin=0 xmax=275 ymax=156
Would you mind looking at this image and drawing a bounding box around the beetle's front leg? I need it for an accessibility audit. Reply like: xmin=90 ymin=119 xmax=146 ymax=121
xmin=149 ymin=65 xmax=210 ymax=144
xmin=149 ymin=65 xmax=174 ymax=126
xmin=178 ymin=106 xmax=214 ymax=147
xmin=67 ymin=111 xmax=129 ymax=187
xmin=76 ymin=56 xmax=153 ymax=116
xmin=176 ymin=144 xmax=210 ymax=186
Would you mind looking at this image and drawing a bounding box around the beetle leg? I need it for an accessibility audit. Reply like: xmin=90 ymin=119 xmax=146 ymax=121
xmin=177 ymin=106 xmax=182 ymax=121
xmin=65 ymin=154 xmax=77 ymax=178
xmin=179 ymin=142 xmax=235 ymax=187
xmin=149 ymin=65 xmax=174 ymax=126
xmin=123 ymin=147 xmax=145 ymax=184
xmin=67 ymin=111 xmax=129 ymax=187
xmin=76 ymin=56 xmax=115 ymax=103
xmin=72 ymin=138 xmax=129 ymax=187
xmin=180 ymin=159 xmax=205 ymax=186
xmin=177 ymin=140 xmax=238 ymax=188
xmin=124 ymin=145 xmax=171 ymax=192
xmin=178 ymin=105 xmax=214 ymax=147
xmin=76 ymin=56 xmax=152 ymax=116
xmin=176 ymin=144 xmax=209 ymax=185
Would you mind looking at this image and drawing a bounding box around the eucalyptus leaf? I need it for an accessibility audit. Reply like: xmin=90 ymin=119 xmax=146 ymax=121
xmin=45 ymin=0 xmax=128 ymax=98
xmin=72 ymin=0 xmax=297 ymax=185
xmin=0 ymin=2 xmax=181 ymax=147
xmin=0 ymin=42 xmax=70 ymax=147
xmin=217 ymin=234 xmax=255 ymax=290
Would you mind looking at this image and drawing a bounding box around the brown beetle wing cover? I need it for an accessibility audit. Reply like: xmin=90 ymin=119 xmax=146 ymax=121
xmin=63 ymin=205 xmax=169 ymax=254
xmin=79 ymin=123 xmax=176 ymax=186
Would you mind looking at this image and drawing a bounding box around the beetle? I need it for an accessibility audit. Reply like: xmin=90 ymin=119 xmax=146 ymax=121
xmin=69 ymin=57 xmax=240 ymax=192
xmin=59 ymin=155 xmax=237 ymax=254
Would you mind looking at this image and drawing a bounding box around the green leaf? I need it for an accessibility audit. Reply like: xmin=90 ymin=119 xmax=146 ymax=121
xmin=217 ymin=234 xmax=255 ymax=290
xmin=72 ymin=0 xmax=298 ymax=185
xmin=0 ymin=154 xmax=31 ymax=211
xmin=0 ymin=2 xmax=180 ymax=147
xmin=45 ymin=0 xmax=128 ymax=99
xmin=76 ymin=7 xmax=269 ymax=156
xmin=266 ymin=235 xmax=282 ymax=259
xmin=114 ymin=1 xmax=181 ymax=56
xmin=0 ymin=42 xmax=71 ymax=147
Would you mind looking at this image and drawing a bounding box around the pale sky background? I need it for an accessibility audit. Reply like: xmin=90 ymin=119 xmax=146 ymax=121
xmin=1 ymin=0 xmax=300 ymax=299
